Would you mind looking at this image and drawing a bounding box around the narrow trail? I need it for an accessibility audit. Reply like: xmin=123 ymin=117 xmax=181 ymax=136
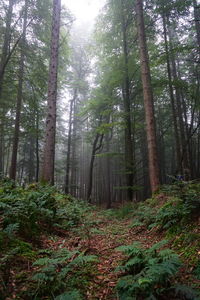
xmin=7 ymin=210 xmax=198 ymax=299
xmin=40 ymin=212 xmax=161 ymax=299
xmin=57 ymin=212 xmax=161 ymax=300
xmin=84 ymin=214 xmax=160 ymax=299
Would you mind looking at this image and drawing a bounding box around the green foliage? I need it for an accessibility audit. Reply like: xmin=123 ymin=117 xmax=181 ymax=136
xmin=172 ymin=284 xmax=199 ymax=300
xmin=171 ymin=229 xmax=200 ymax=265
xmin=116 ymin=241 xmax=185 ymax=299
xmin=153 ymin=182 xmax=200 ymax=232
xmin=132 ymin=182 xmax=200 ymax=234
xmin=193 ymin=261 xmax=200 ymax=280
xmin=102 ymin=203 xmax=135 ymax=219
xmin=0 ymin=180 xmax=90 ymax=240
xmin=0 ymin=181 xmax=57 ymax=239
xmin=131 ymin=201 xmax=157 ymax=228
xmin=0 ymin=180 xmax=93 ymax=298
xmin=28 ymin=248 xmax=97 ymax=298
xmin=56 ymin=197 xmax=90 ymax=229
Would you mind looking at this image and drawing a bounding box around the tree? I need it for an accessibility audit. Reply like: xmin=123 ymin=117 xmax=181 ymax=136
xmin=9 ymin=0 xmax=28 ymax=180
xmin=136 ymin=0 xmax=160 ymax=192
xmin=41 ymin=0 xmax=61 ymax=184
xmin=0 ymin=0 xmax=15 ymax=177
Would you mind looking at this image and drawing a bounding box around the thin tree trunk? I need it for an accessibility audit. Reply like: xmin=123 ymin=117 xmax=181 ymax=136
xmin=136 ymin=0 xmax=160 ymax=193
xmin=162 ymin=13 xmax=182 ymax=174
xmin=71 ymin=101 xmax=78 ymax=197
xmin=121 ymin=0 xmax=134 ymax=201
xmin=0 ymin=0 xmax=14 ymax=96
xmin=5 ymin=137 xmax=11 ymax=176
xmin=87 ymin=132 xmax=104 ymax=202
xmin=28 ymin=135 xmax=35 ymax=183
xmin=168 ymin=26 xmax=191 ymax=178
xmin=193 ymin=0 xmax=200 ymax=51
xmin=35 ymin=110 xmax=39 ymax=182
xmin=65 ymin=90 xmax=77 ymax=194
xmin=0 ymin=0 xmax=14 ymax=177
xmin=105 ymin=134 xmax=111 ymax=209
xmin=41 ymin=0 xmax=61 ymax=184
xmin=9 ymin=0 xmax=28 ymax=180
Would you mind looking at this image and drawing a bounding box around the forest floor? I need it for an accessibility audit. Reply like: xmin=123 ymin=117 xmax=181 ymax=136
xmin=1 ymin=181 xmax=200 ymax=299
xmin=71 ymin=211 xmax=162 ymax=299
xmin=7 ymin=209 xmax=198 ymax=300
xmin=30 ymin=211 xmax=163 ymax=300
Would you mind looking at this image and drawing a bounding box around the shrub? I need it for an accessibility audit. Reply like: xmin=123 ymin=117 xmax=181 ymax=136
xmin=56 ymin=198 xmax=90 ymax=229
xmin=0 ymin=180 xmax=90 ymax=239
xmin=151 ymin=182 xmax=200 ymax=232
xmin=27 ymin=248 xmax=97 ymax=299
xmin=116 ymin=240 xmax=197 ymax=299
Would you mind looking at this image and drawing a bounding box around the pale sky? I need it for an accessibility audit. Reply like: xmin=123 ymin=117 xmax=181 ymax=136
xmin=63 ymin=0 xmax=105 ymax=25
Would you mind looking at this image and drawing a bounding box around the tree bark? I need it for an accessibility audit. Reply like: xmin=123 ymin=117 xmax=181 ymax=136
xmin=121 ymin=0 xmax=134 ymax=201
xmin=162 ymin=13 xmax=182 ymax=173
xmin=87 ymin=132 xmax=104 ymax=202
xmin=193 ymin=0 xmax=200 ymax=51
xmin=65 ymin=89 xmax=77 ymax=194
xmin=41 ymin=0 xmax=61 ymax=184
xmin=0 ymin=0 xmax=14 ymax=96
xmin=9 ymin=0 xmax=28 ymax=180
xmin=136 ymin=0 xmax=160 ymax=193
xmin=0 ymin=0 xmax=14 ymax=177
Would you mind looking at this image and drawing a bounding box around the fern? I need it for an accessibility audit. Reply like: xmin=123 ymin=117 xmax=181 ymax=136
xmin=31 ymin=248 xmax=98 ymax=298
xmin=173 ymin=284 xmax=199 ymax=300
xmin=116 ymin=241 xmax=183 ymax=299
xmin=3 ymin=223 xmax=19 ymax=236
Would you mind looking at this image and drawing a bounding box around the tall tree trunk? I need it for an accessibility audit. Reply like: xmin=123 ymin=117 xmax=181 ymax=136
xmin=136 ymin=0 xmax=160 ymax=193
xmin=41 ymin=0 xmax=61 ymax=184
xmin=162 ymin=13 xmax=182 ymax=173
xmin=0 ymin=0 xmax=14 ymax=96
xmin=28 ymin=135 xmax=35 ymax=183
xmin=65 ymin=90 xmax=77 ymax=194
xmin=0 ymin=0 xmax=14 ymax=177
xmin=168 ymin=26 xmax=191 ymax=179
xmin=35 ymin=109 xmax=40 ymax=182
xmin=121 ymin=0 xmax=134 ymax=201
xmin=105 ymin=134 xmax=111 ymax=209
xmin=71 ymin=101 xmax=78 ymax=197
xmin=193 ymin=0 xmax=200 ymax=51
xmin=9 ymin=0 xmax=28 ymax=180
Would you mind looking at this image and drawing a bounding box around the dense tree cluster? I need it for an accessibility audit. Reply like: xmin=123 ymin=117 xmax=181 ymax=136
xmin=0 ymin=0 xmax=199 ymax=207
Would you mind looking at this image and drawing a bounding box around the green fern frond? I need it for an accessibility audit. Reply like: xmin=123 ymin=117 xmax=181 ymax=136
xmin=3 ymin=223 xmax=19 ymax=236
xmin=124 ymin=257 xmax=143 ymax=270
xmin=70 ymin=254 xmax=98 ymax=266
xmin=33 ymin=257 xmax=52 ymax=266
xmin=116 ymin=242 xmax=142 ymax=255
xmin=158 ymin=249 xmax=177 ymax=260
xmin=173 ymin=284 xmax=199 ymax=300
xmin=147 ymin=240 xmax=168 ymax=254
xmin=32 ymin=272 xmax=49 ymax=281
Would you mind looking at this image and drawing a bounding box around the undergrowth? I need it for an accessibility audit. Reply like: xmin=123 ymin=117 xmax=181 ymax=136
xmin=26 ymin=248 xmax=97 ymax=299
xmin=116 ymin=241 xmax=198 ymax=299
xmin=0 ymin=179 xmax=200 ymax=299
xmin=0 ymin=178 xmax=92 ymax=299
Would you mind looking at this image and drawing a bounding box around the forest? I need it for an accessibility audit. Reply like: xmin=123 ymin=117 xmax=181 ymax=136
xmin=0 ymin=0 xmax=200 ymax=299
